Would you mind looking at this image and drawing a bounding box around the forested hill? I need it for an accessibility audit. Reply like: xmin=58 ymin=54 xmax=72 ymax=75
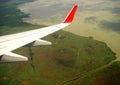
xmin=0 ymin=0 xmax=120 ymax=85
xmin=0 ymin=0 xmax=45 ymax=35
xmin=0 ymin=0 xmax=34 ymax=3
xmin=0 ymin=0 xmax=35 ymax=27
xmin=0 ymin=0 xmax=11 ymax=2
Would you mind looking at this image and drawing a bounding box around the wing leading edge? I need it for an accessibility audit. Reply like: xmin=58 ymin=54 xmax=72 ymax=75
xmin=0 ymin=5 xmax=78 ymax=62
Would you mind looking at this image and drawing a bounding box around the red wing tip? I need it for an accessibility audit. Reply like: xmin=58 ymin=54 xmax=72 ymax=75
xmin=63 ymin=5 xmax=78 ymax=23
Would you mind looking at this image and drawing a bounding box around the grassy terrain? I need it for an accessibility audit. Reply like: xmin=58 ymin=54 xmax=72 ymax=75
xmin=0 ymin=0 xmax=119 ymax=85
xmin=0 ymin=30 xmax=116 ymax=85
xmin=89 ymin=61 xmax=120 ymax=85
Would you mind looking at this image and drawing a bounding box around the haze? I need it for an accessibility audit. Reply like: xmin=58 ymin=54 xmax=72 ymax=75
xmin=19 ymin=0 xmax=120 ymax=60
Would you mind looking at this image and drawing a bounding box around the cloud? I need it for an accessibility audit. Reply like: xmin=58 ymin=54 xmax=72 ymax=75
xmin=110 ymin=0 xmax=120 ymax=1
xmin=99 ymin=20 xmax=120 ymax=33
xmin=84 ymin=16 xmax=97 ymax=24
xmin=110 ymin=7 xmax=120 ymax=14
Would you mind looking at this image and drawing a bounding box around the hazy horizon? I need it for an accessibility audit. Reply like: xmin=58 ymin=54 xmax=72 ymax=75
xmin=19 ymin=0 xmax=120 ymax=60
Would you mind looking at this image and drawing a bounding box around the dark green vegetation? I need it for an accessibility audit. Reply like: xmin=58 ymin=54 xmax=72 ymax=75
xmin=0 ymin=4 xmax=29 ymax=27
xmin=0 ymin=0 xmax=120 ymax=85
xmin=64 ymin=61 xmax=120 ymax=85
xmin=90 ymin=61 xmax=120 ymax=85
xmin=0 ymin=0 xmax=45 ymax=35
xmin=0 ymin=0 xmax=35 ymax=18
xmin=0 ymin=0 xmax=11 ymax=2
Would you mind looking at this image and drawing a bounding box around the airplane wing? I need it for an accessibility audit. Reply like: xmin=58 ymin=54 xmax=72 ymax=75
xmin=0 ymin=5 xmax=78 ymax=62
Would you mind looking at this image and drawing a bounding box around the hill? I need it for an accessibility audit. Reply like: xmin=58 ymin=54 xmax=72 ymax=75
xmin=0 ymin=0 xmax=119 ymax=85
xmin=0 ymin=30 xmax=116 ymax=85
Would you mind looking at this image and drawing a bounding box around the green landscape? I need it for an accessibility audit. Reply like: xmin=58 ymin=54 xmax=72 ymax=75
xmin=0 ymin=0 xmax=120 ymax=85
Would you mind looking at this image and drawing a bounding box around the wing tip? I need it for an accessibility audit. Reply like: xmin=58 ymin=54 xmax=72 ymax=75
xmin=63 ymin=5 xmax=78 ymax=23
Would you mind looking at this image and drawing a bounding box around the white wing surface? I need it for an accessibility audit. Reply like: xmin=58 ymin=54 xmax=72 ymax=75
xmin=0 ymin=5 xmax=78 ymax=62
